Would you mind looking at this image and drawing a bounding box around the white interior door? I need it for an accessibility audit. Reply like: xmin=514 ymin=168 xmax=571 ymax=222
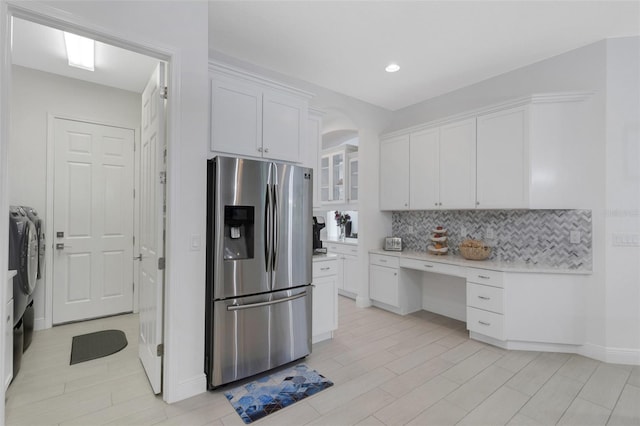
xmin=52 ymin=118 xmax=134 ymax=324
xmin=138 ymin=63 xmax=166 ymax=394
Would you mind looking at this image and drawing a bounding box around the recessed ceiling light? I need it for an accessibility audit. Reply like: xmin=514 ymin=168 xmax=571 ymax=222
xmin=385 ymin=63 xmax=400 ymax=73
xmin=63 ymin=32 xmax=95 ymax=71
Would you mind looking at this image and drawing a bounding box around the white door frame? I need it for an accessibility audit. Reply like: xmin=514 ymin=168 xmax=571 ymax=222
xmin=0 ymin=0 xmax=181 ymax=405
xmin=45 ymin=114 xmax=140 ymax=329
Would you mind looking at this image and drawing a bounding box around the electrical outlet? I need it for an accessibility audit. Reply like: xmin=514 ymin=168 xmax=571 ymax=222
xmin=570 ymin=231 xmax=581 ymax=244
xmin=460 ymin=226 xmax=467 ymax=237
xmin=486 ymin=227 xmax=495 ymax=239
xmin=407 ymin=225 xmax=414 ymax=234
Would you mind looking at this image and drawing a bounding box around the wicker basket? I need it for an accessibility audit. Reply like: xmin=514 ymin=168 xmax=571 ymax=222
xmin=459 ymin=244 xmax=491 ymax=260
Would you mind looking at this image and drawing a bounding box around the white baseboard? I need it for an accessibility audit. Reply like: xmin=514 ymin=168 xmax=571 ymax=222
xmin=468 ymin=334 xmax=640 ymax=366
xmin=34 ymin=317 xmax=47 ymax=331
xmin=580 ymin=343 xmax=640 ymax=365
xmin=165 ymin=373 xmax=207 ymax=404
xmin=355 ymin=296 xmax=372 ymax=308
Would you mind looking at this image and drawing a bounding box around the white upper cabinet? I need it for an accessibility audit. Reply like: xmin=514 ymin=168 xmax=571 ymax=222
xmin=209 ymin=63 xmax=311 ymax=163
xmin=305 ymin=110 xmax=322 ymax=209
xmin=380 ymin=92 xmax=594 ymax=210
xmin=382 ymin=118 xmax=475 ymax=210
xmin=262 ymin=90 xmax=308 ymax=163
xmin=380 ymin=135 xmax=410 ymax=210
xmin=409 ymin=127 xmax=439 ymax=209
xmin=320 ymin=145 xmax=357 ymax=205
xmin=476 ymin=106 xmax=528 ymax=209
xmin=348 ymin=154 xmax=359 ymax=204
xmin=438 ymin=118 xmax=476 ymax=209
xmin=210 ymin=77 xmax=262 ymax=158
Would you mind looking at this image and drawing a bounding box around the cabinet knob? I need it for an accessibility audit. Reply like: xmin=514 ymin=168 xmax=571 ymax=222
xmin=439 ymin=202 xmax=442 ymax=206
xmin=264 ymin=148 xmax=269 ymax=153
xmin=434 ymin=202 xmax=438 ymax=206
xmin=257 ymin=147 xmax=263 ymax=152
xmin=404 ymin=203 xmax=408 ymax=207
xmin=476 ymin=201 xmax=480 ymax=206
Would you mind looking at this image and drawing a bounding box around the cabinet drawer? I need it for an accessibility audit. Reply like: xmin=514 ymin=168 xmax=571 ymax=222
xmin=467 ymin=307 xmax=504 ymax=340
xmin=370 ymin=254 xmax=399 ymax=268
xmin=313 ymin=259 xmax=338 ymax=278
xmin=467 ymin=283 xmax=504 ymax=314
xmin=326 ymin=242 xmax=358 ymax=256
xmin=466 ymin=268 xmax=504 ymax=288
xmin=400 ymin=258 xmax=465 ymax=277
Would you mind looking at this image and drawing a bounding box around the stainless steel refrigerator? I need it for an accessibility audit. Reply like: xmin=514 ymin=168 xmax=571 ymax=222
xmin=205 ymin=156 xmax=313 ymax=389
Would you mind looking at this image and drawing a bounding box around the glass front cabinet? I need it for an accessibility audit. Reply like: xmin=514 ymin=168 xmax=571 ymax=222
xmin=320 ymin=145 xmax=357 ymax=205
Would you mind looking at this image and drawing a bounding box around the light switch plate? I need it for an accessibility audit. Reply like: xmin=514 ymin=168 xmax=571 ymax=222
xmin=190 ymin=234 xmax=201 ymax=251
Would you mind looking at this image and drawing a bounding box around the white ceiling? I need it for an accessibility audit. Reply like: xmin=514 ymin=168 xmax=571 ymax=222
xmin=11 ymin=18 xmax=159 ymax=94
xmin=208 ymin=1 xmax=640 ymax=111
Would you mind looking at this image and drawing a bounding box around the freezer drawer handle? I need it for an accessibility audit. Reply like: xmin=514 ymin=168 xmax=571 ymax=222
xmin=227 ymin=292 xmax=307 ymax=311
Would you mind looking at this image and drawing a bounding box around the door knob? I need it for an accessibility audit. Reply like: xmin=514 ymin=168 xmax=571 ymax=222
xmin=55 ymin=243 xmax=71 ymax=250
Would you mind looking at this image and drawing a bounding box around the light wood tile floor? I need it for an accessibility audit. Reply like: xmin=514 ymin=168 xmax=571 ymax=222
xmin=6 ymin=297 xmax=640 ymax=425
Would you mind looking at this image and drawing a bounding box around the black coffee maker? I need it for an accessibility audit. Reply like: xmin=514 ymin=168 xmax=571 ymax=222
xmin=312 ymin=216 xmax=326 ymax=253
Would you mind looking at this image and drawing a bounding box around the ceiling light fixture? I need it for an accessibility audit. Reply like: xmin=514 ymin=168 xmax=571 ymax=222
xmin=385 ymin=63 xmax=400 ymax=73
xmin=63 ymin=32 xmax=95 ymax=71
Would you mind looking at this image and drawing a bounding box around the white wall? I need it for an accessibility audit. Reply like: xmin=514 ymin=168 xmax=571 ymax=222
xmin=388 ymin=38 xmax=640 ymax=364
xmin=9 ymin=65 xmax=141 ymax=328
xmin=604 ymin=37 xmax=640 ymax=361
xmin=5 ymin=0 xmax=210 ymax=403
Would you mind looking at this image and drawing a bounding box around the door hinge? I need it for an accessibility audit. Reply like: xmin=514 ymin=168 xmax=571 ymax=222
xmin=158 ymin=257 xmax=165 ymax=270
xmin=160 ymin=86 xmax=168 ymax=100
xmin=133 ymin=235 xmax=135 ymax=246
xmin=159 ymin=171 xmax=166 ymax=184
xmin=133 ymin=188 xmax=135 ymax=198
xmin=156 ymin=343 xmax=164 ymax=357
xmin=132 ymin=282 xmax=135 ymax=293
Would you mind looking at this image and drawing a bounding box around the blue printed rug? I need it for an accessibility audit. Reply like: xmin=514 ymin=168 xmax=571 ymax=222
xmin=223 ymin=364 xmax=333 ymax=424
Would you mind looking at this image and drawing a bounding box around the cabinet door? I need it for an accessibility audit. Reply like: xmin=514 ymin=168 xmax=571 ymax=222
xmin=348 ymin=157 xmax=358 ymax=204
xmin=210 ymin=77 xmax=262 ymax=157
xmin=306 ymin=114 xmax=322 ymax=209
xmin=380 ymin=135 xmax=410 ymax=210
xmin=369 ymin=265 xmax=399 ymax=307
xmin=343 ymin=254 xmax=360 ymax=295
xmin=331 ymin=152 xmax=346 ymax=203
xmin=312 ymin=275 xmax=338 ymax=338
xmin=439 ymin=118 xmax=476 ymax=209
xmin=410 ymin=128 xmax=440 ymax=209
xmin=320 ymin=155 xmax=330 ymax=203
xmin=262 ymin=90 xmax=307 ymax=163
xmin=477 ymin=107 xmax=528 ymax=208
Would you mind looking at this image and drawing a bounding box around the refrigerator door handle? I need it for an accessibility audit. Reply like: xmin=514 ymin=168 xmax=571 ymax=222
xmin=264 ymin=184 xmax=272 ymax=273
xmin=226 ymin=291 xmax=307 ymax=311
xmin=271 ymin=183 xmax=279 ymax=271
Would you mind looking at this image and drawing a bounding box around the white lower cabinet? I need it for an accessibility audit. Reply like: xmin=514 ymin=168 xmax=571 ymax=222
xmin=312 ymin=258 xmax=338 ymax=343
xmin=325 ymin=242 xmax=360 ymax=299
xmin=466 ymin=268 xmax=505 ymax=341
xmin=368 ymin=254 xmax=422 ymax=315
xmin=370 ymin=264 xmax=399 ymax=307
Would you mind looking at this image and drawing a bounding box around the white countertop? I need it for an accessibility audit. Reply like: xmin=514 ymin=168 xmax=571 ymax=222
xmin=324 ymin=237 xmax=358 ymax=246
xmin=312 ymin=253 xmax=339 ymax=262
xmin=369 ymin=248 xmax=591 ymax=275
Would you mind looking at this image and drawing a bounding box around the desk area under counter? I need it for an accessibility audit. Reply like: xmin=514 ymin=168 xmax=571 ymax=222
xmin=368 ymin=249 xmax=592 ymax=353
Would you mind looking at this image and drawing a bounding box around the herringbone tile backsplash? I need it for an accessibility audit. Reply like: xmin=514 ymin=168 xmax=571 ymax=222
xmin=392 ymin=210 xmax=592 ymax=270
